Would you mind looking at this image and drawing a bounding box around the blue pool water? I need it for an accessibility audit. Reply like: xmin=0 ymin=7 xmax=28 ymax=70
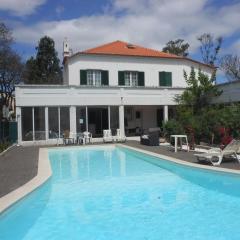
xmin=1 ymin=146 xmax=240 ymax=240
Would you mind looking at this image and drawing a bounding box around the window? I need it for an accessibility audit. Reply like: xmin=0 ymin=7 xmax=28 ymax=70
xmin=80 ymin=70 xmax=109 ymax=86
xmin=136 ymin=111 xmax=141 ymax=119
xmin=60 ymin=107 xmax=70 ymax=137
xmin=131 ymin=72 xmax=138 ymax=86
xmin=86 ymin=70 xmax=102 ymax=86
xmin=87 ymin=71 xmax=94 ymax=85
xmin=159 ymin=72 xmax=172 ymax=87
xmin=49 ymin=107 xmax=59 ymax=139
xmin=48 ymin=107 xmax=70 ymax=139
xmin=22 ymin=107 xmax=33 ymax=141
xmin=119 ymin=71 xmax=144 ymax=86
xmin=34 ymin=107 xmax=45 ymax=140
xmin=76 ymin=107 xmax=86 ymax=133
xmin=124 ymin=72 xmax=137 ymax=86
xmin=95 ymin=71 xmax=101 ymax=86
xmin=124 ymin=72 xmax=131 ymax=86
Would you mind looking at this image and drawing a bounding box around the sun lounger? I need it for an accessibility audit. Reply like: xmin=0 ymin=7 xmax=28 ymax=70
xmin=194 ymin=140 xmax=240 ymax=166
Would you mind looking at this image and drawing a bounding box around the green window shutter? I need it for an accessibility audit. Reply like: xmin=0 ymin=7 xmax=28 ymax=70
xmin=118 ymin=71 xmax=125 ymax=86
xmin=101 ymin=70 xmax=109 ymax=85
xmin=159 ymin=72 xmax=172 ymax=86
xmin=80 ymin=70 xmax=87 ymax=85
xmin=166 ymin=72 xmax=172 ymax=86
xmin=138 ymin=72 xmax=145 ymax=86
xmin=159 ymin=72 xmax=166 ymax=86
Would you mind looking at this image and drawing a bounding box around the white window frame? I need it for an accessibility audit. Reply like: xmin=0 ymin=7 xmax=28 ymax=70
xmin=87 ymin=70 xmax=102 ymax=86
xmin=124 ymin=72 xmax=131 ymax=86
xmin=124 ymin=71 xmax=138 ymax=87
xmin=131 ymin=72 xmax=138 ymax=86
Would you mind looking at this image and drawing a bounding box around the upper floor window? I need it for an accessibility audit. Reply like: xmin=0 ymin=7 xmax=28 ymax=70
xmin=80 ymin=70 xmax=109 ymax=86
xmin=159 ymin=71 xmax=172 ymax=87
xmin=118 ymin=71 xmax=144 ymax=87
xmin=87 ymin=70 xmax=101 ymax=86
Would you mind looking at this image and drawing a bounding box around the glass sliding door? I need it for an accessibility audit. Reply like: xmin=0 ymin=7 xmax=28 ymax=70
xmin=110 ymin=106 xmax=119 ymax=135
xmin=34 ymin=107 xmax=45 ymax=140
xmin=76 ymin=107 xmax=86 ymax=133
xmin=22 ymin=107 xmax=33 ymax=141
xmin=88 ymin=107 xmax=108 ymax=137
xmin=49 ymin=107 xmax=59 ymax=139
xmin=60 ymin=107 xmax=70 ymax=137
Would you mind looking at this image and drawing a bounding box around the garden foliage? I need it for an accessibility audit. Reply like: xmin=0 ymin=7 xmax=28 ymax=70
xmin=163 ymin=67 xmax=240 ymax=146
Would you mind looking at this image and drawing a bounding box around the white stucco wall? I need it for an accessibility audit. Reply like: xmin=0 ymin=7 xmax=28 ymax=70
xmin=65 ymin=54 xmax=213 ymax=87
xmin=15 ymin=86 xmax=184 ymax=107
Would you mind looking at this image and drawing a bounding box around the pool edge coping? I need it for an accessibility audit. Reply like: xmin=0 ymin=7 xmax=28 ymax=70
xmin=119 ymin=144 xmax=240 ymax=176
xmin=0 ymin=148 xmax=52 ymax=214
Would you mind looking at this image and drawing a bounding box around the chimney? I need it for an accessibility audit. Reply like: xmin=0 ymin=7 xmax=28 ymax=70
xmin=63 ymin=38 xmax=70 ymax=57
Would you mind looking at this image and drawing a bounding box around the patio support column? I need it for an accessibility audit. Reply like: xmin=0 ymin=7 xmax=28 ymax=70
xmin=108 ymin=106 xmax=111 ymax=130
xmin=86 ymin=106 xmax=88 ymax=132
xmin=119 ymin=105 xmax=125 ymax=138
xmin=16 ymin=107 xmax=22 ymax=144
xmin=70 ymin=106 xmax=76 ymax=134
xmin=32 ymin=107 xmax=35 ymax=141
xmin=164 ymin=105 xmax=168 ymax=122
xmin=45 ymin=107 xmax=49 ymax=141
xmin=58 ymin=107 xmax=60 ymax=138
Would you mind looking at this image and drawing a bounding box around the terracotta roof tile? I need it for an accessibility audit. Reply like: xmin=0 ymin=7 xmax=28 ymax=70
xmin=66 ymin=40 xmax=214 ymax=69
xmin=81 ymin=40 xmax=182 ymax=59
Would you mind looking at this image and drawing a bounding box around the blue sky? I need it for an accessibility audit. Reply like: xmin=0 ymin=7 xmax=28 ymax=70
xmin=1 ymin=0 xmax=240 ymax=82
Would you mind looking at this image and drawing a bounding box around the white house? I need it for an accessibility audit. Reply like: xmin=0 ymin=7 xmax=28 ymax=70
xmin=15 ymin=40 xmax=214 ymax=145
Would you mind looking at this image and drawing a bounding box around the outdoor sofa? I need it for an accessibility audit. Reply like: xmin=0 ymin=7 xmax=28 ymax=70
xmin=140 ymin=129 xmax=160 ymax=146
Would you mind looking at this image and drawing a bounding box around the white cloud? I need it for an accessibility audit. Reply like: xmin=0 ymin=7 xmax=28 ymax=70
xmin=12 ymin=0 xmax=240 ymax=59
xmin=0 ymin=0 xmax=46 ymax=16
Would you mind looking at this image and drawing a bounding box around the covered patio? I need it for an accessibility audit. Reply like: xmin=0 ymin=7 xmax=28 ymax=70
xmin=17 ymin=104 xmax=176 ymax=145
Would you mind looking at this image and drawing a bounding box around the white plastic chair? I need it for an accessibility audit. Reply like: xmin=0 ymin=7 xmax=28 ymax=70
xmin=115 ymin=129 xmax=126 ymax=142
xmin=103 ymin=129 xmax=113 ymax=143
xmin=83 ymin=131 xmax=92 ymax=144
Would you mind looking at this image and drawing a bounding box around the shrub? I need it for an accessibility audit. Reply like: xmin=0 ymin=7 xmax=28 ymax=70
xmin=0 ymin=142 xmax=10 ymax=153
xmin=163 ymin=119 xmax=185 ymax=140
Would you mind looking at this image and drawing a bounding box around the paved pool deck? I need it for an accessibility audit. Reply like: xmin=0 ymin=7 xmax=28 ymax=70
xmin=0 ymin=146 xmax=39 ymax=198
xmin=123 ymin=141 xmax=240 ymax=170
xmin=1 ymin=141 xmax=240 ymax=197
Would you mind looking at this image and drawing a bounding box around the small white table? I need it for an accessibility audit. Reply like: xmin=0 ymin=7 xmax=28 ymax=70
xmin=170 ymin=135 xmax=189 ymax=153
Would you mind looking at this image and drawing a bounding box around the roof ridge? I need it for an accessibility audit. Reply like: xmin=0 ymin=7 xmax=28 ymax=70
xmin=81 ymin=40 xmax=128 ymax=53
xmin=82 ymin=40 xmax=181 ymax=58
xmin=127 ymin=42 xmax=182 ymax=58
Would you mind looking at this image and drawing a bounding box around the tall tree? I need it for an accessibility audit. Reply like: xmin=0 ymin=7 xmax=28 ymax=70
xmin=176 ymin=67 xmax=221 ymax=114
xmin=0 ymin=22 xmax=23 ymax=116
xmin=162 ymin=39 xmax=189 ymax=57
xmin=24 ymin=36 xmax=62 ymax=84
xmin=220 ymin=54 xmax=240 ymax=82
xmin=197 ymin=33 xmax=222 ymax=66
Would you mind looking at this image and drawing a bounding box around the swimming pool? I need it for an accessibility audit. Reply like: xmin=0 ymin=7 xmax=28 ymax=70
xmin=1 ymin=145 xmax=240 ymax=239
